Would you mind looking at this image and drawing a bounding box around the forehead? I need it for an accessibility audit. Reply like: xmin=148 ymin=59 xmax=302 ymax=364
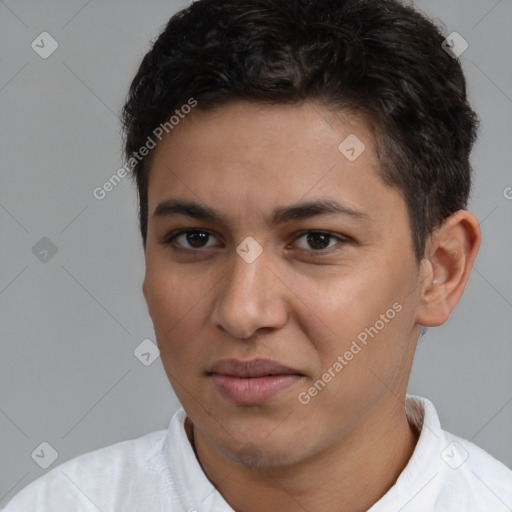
xmin=146 ymin=101 xmax=406 ymax=231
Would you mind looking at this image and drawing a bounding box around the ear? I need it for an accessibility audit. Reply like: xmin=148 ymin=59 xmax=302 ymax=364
xmin=415 ymin=210 xmax=481 ymax=327
xmin=142 ymin=278 xmax=149 ymax=305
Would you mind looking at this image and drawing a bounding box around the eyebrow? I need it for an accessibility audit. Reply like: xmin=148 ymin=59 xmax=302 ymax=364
xmin=153 ymin=198 xmax=370 ymax=225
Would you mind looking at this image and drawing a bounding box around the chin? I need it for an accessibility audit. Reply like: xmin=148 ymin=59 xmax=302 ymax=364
xmin=217 ymin=437 xmax=304 ymax=469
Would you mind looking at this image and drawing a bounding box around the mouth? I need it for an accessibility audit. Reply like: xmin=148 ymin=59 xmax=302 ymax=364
xmin=207 ymin=358 xmax=304 ymax=405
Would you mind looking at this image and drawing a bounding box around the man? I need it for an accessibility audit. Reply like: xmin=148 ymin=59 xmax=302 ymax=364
xmin=5 ymin=0 xmax=511 ymax=510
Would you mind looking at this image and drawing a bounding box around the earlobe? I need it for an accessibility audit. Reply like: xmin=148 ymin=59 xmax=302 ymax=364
xmin=142 ymin=279 xmax=149 ymax=304
xmin=142 ymin=279 xmax=153 ymax=317
xmin=415 ymin=210 xmax=481 ymax=327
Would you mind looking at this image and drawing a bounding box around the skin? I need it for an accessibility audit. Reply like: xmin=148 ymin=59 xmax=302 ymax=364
xmin=142 ymin=101 xmax=481 ymax=511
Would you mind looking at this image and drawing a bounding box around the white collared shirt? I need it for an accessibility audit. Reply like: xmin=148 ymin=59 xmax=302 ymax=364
xmin=3 ymin=396 xmax=512 ymax=511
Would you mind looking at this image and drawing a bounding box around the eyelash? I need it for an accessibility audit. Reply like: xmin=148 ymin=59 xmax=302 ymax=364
xmin=161 ymin=229 xmax=351 ymax=255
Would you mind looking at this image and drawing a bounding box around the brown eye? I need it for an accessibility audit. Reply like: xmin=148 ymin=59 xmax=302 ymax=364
xmin=294 ymin=231 xmax=346 ymax=252
xmin=166 ymin=230 xmax=217 ymax=250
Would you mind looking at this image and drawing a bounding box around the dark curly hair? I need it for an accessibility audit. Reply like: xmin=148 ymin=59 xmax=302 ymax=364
xmin=122 ymin=0 xmax=479 ymax=261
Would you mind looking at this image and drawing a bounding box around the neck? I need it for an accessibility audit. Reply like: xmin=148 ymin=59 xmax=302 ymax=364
xmin=189 ymin=396 xmax=420 ymax=512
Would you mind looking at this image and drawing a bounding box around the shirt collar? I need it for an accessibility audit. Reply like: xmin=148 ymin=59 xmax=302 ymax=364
xmin=369 ymin=395 xmax=445 ymax=511
xmin=163 ymin=395 xmax=442 ymax=511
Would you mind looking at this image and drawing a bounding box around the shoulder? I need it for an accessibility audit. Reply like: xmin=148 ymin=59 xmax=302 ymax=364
xmin=385 ymin=396 xmax=512 ymax=512
xmin=2 ymin=429 xmax=168 ymax=511
xmin=439 ymin=430 xmax=512 ymax=509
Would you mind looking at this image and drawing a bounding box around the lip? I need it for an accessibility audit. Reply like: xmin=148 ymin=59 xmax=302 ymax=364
xmin=208 ymin=358 xmax=304 ymax=405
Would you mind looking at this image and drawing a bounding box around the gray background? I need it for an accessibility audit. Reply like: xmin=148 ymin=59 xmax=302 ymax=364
xmin=1 ymin=0 xmax=511 ymax=506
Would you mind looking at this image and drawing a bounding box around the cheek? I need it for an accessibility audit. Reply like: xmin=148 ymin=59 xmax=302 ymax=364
xmin=143 ymin=259 xmax=210 ymax=354
xmin=309 ymin=261 xmax=414 ymax=373
xmin=303 ymin=271 xmax=391 ymax=346
xmin=296 ymin=274 xmax=413 ymax=428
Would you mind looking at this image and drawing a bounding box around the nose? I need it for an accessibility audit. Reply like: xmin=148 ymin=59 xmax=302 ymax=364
xmin=210 ymin=247 xmax=288 ymax=340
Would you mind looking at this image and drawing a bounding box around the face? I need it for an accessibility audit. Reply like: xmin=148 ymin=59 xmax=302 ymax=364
xmin=143 ymin=101 xmax=422 ymax=468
